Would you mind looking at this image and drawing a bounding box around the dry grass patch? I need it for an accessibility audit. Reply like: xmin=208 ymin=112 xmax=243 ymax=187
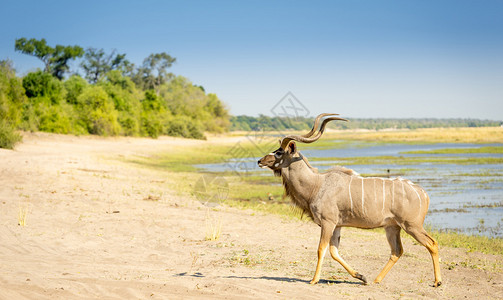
xmin=324 ymin=127 xmax=503 ymax=143
xmin=205 ymin=210 xmax=222 ymax=241
xmin=18 ymin=204 xmax=29 ymax=226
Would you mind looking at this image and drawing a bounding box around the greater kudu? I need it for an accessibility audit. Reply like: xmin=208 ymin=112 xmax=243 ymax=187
xmin=257 ymin=113 xmax=442 ymax=287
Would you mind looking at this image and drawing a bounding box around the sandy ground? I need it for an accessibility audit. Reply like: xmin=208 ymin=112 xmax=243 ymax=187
xmin=0 ymin=132 xmax=502 ymax=299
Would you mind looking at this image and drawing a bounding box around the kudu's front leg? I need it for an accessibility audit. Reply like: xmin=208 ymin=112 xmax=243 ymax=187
xmin=310 ymin=221 xmax=335 ymax=285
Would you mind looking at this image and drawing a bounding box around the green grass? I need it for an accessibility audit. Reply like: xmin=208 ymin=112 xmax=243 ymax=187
xmin=401 ymin=146 xmax=503 ymax=155
xmin=227 ymin=178 xmax=283 ymax=202
xmin=427 ymin=227 xmax=503 ymax=256
xmin=302 ymin=139 xmax=361 ymax=150
xmin=125 ymin=140 xmax=273 ymax=173
xmin=301 ymin=138 xmax=430 ymax=150
xmin=240 ymin=174 xmax=281 ymax=185
xmin=463 ymin=201 xmax=503 ymax=209
xmin=453 ymin=171 xmax=503 ymax=177
xmin=310 ymin=155 xmax=503 ymax=166
xmin=362 ymin=226 xmax=503 ymax=256
xmin=322 ymin=127 xmax=503 ymax=144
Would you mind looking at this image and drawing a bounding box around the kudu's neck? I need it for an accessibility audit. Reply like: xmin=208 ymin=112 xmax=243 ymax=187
xmin=281 ymin=153 xmax=321 ymax=213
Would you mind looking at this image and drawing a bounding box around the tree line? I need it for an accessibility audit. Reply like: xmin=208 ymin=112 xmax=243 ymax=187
xmin=230 ymin=115 xmax=502 ymax=132
xmin=1 ymin=38 xmax=230 ymax=148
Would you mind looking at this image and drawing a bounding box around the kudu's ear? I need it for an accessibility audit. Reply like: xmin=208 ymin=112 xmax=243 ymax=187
xmin=287 ymin=141 xmax=297 ymax=154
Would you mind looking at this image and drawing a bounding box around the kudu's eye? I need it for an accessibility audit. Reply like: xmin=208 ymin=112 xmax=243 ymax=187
xmin=274 ymin=151 xmax=283 ymax=159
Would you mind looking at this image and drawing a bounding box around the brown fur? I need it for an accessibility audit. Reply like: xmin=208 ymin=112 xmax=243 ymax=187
xmin=279 ymin=161 xmax=353 ymax=220
xmin=281 ymin=172 xmax=315 ymax=220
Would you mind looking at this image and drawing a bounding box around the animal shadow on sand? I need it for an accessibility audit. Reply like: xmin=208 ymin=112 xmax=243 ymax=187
xmin=174 ymin=273 xmax=363 ymax=285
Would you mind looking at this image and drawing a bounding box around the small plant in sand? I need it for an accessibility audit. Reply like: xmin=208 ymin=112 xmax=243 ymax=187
xmin=189 ymin=251 xmax=199 ymax=274
xmin=205 ymin=210 xmax=222 ymax=241
xmin=18 ymin=205 xmax=28 ymax=226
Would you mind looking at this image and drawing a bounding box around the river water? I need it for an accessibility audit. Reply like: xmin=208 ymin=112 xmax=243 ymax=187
xmin=197 ymin=142 xmax=503 ymax=237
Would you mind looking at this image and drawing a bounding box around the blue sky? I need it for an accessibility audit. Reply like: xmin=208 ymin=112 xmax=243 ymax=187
xmin=1 ymin=0 xmax=502 ymax=119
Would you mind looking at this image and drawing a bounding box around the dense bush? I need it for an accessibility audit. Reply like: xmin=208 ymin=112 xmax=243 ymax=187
xmin=23 ymin=71 xmax=63 ymax=103
xmin=64 ymin=75 xmax=88 ymax=104
xmin=0 ymin=60 xmax=24 ymax=148
xmin=76 ymin=86 xmax=121 ymax=136
xmin=164 ymin=115 xmax=205 ymax=139
xmin=1 ymin=42 xmax=232 ymax=148
xmin=0 ymin=59 xmax=231 ymax=147
xmin=0 ymin=119 xmax=22 ymax=149
xmin=36 ymin=102 xmax=73 ymax=133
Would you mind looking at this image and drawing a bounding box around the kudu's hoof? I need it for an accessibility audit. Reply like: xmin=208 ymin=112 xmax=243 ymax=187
xmin=355 ymin=273 xmax=367 ymax=284
xmin=434 ymin=281 xmax=442 ymax=287
xmin=309 ymin=279 xmax=319 ymax=285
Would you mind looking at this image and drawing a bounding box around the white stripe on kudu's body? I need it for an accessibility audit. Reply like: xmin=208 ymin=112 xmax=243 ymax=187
xmin=348 ymin=176 xmax=354 ymax=212
xmin=382 ymin=179 xmax=386 ymax=215
xmin=401 ymin=180 xmax=405 ymax=205
xmin=361 ymin=177 xmax=365 ymax=214
xmin=409 ymin=182 xmax=422 ymax=211
xmin=374 ymin=179 xmax=377 ymax=214
xmin=257 ymin=113 xmax=442 ymax=288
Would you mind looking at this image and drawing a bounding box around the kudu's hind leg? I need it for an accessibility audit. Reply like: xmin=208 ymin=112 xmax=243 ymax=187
xmin=404 ymin=226 xmax=442 ymax=287
xmin=310 ymin=221 xmax=335 ymax=284
xmin=329 ymin=227 xmax=367 ymax=284
xmin=374 ymin=225 xmax=403 ymax=284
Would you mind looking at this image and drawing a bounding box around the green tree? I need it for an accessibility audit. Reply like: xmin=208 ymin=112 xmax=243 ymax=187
xmin=76 ymin=86 xmax=120 ymax=136
xmin=0 ymin=60 xmax=24 ymax=148
xmin=140 ymin=90 xmax=166 ymax=138
xmin=36 ymin=103 xmax=73 ymax=134
xmin=81 ymin=48 xmax=130 ymax=83
xmin=100 ymin=70 xmax=141 ymax=136
xmin=0 ymin=60 xmax=27 ymax=125
xmin=134 ymin=52 xmax=176 ymax=92
xmin=159 ymin=76 xmax=229 ymax=136
xmin=20 ymin=71 xmax=77 ymax=134
xmin=14 ymin=38 xmax=84 ymax=79
xmin=22 ymin=71 xmax=63 ymax=103
xmin=64 ymin=75 xmax=88 ymax=104
xmin=203 ymin=93 xmax=230 ymax=132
